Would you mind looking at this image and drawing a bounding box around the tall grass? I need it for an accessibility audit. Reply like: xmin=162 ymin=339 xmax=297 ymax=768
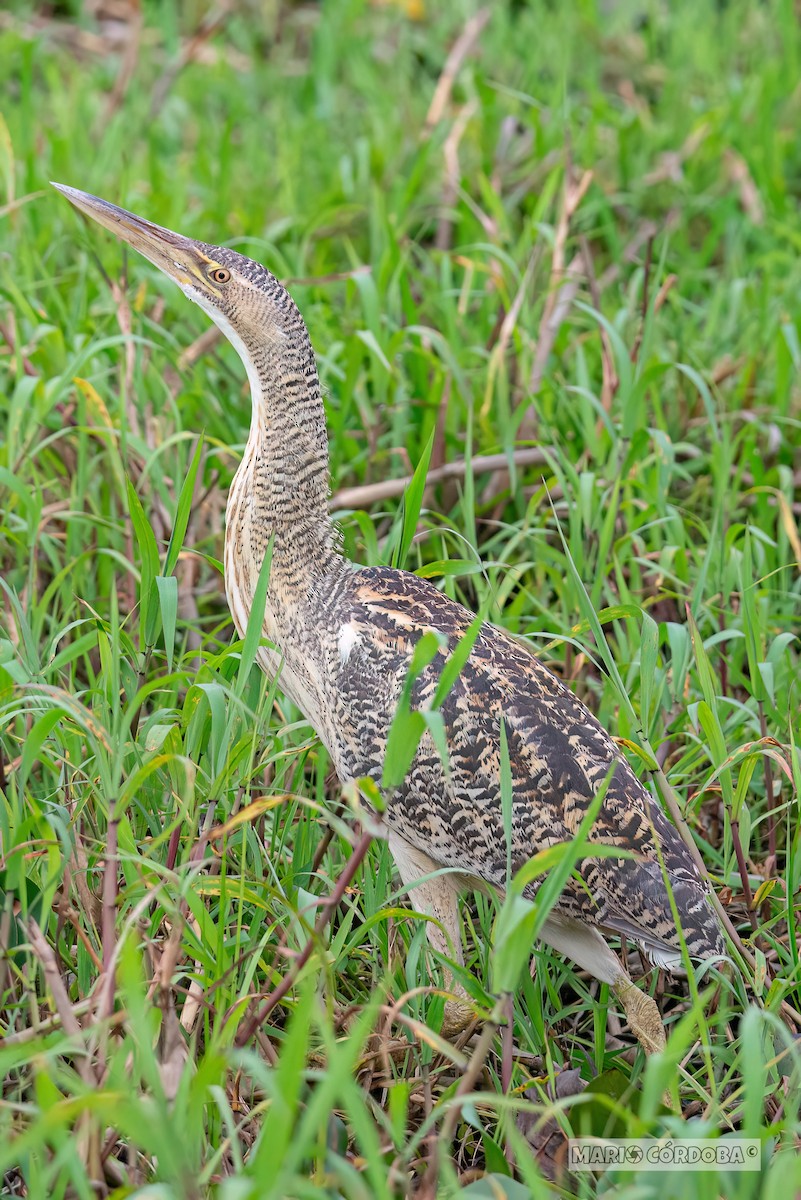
xmin=1 ymin=1 xmax=800 ymax=1196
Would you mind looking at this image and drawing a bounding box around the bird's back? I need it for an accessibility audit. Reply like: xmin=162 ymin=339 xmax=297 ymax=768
xmin=312 ymin=564 xmax=723 ymax=966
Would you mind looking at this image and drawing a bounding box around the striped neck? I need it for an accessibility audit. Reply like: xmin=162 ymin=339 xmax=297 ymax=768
xmin=212 ymin=297 xmax=342 ymax=603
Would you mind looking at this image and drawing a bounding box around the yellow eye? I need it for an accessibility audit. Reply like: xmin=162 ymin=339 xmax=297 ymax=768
xmin=210 ymin=267 xmax=231 ymax=284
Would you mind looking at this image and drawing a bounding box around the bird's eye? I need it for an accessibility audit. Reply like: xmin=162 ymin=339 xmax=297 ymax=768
xmin=210 ymin=267 xmax=231 ymax=284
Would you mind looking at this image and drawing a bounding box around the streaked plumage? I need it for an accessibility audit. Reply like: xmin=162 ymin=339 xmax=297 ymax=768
xmin=327 ymin=567 xmax=722 ymax=967
xmin=54 ymin=183 xmax=724 ymax=1055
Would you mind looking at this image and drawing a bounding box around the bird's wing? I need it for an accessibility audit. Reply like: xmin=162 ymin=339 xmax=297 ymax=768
xmin=332 ymin=565 xmax=722 ymax=962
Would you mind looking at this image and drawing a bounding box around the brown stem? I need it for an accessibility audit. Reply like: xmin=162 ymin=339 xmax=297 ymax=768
xmin=629 ymin=236 xmax=654 ymax=365
xmin=165 ymin=822 xmax=182 ymax=873
xmin=420 ymin=1010 xmax=500 ymax=1195
xmin=99 ymin=816 xmax=120 ymax=1019
xmin=331 ymin=447 xmax=550 ymax=511
xmin=234 ymin=828 xmax=373 ymax=1046
xmin=309 ymin=824 xmax=335 ymax=878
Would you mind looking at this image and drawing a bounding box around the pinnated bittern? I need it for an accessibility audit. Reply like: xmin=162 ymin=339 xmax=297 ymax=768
xmin=54 ymin=183 xmax=724 ymax=1056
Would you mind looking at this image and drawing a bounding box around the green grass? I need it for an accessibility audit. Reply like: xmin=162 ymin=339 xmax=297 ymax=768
xmin=2 ymin=0 xmax=801 ymax=1196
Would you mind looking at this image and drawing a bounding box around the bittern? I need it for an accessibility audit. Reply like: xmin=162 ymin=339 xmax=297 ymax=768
xmin=54 ymin=183 xmax=724 ymax=1057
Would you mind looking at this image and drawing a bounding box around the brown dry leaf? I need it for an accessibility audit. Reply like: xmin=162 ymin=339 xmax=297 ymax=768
xmin=643 ymin=150 xmax=685 ymax=186
xmin=423 ymin=8 xmax=490 ymax=134
xmin=331 ymin=446 xmax=549 ymax=511
xmin=653 ymin=273 xmax=677 ymax=313
xmin=209 ymin=792 xmax=298 ymax=839
xmin=527 ymin=250 xmax=584 ymax=399
xmin=710 ymin=354 xmax=746 ymax=385
xmin=517 ymin=1068 xmax=586 ymax=1182
xmin=744 ymin=488 xmax=801 ymax=570
xmin=436 ymin=99 xmax=479 ymax=251
xmin=643 ymin=123 xmax=710 ymax=186
xmin=724 ymin=149 xmax=765 ymax=226
xmin=178 ymin=325 xmax=223 ymax=371
xmin=157 ymin=988 xmax=190 ymax=1104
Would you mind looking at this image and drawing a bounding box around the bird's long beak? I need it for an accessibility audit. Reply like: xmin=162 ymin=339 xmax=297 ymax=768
xmin=52 ymin=183 xmax=208 ymax=290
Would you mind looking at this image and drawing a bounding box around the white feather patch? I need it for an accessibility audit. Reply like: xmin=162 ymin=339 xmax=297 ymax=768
xmin=338 ymin=623 xmax=360 ymax=664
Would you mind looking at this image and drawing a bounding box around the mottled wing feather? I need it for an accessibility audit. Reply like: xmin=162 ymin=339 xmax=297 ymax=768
xmin=332 ymin=565 xmax=722 ymax=963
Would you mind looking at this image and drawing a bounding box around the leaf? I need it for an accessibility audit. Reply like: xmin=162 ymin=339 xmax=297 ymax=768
xmin=382 ymin=708 xmax=426 ymax=791
xmin=613 ymin=736 xmax=658 ymax=770
xmin=0 ymin=110 xmax=14 ymax=204
xmin=492 ymin=768 xmax=619 ymax=995
xmin=118 ymin=752 xmax=181 ymax=815
xmin=549 ymin=494 xmax=640 ymax=735
xmin=757 ymin=661 xmax=775 ymax=706
xmin=687 ymin=608 xmax=733 ymax=806
xmin=574 ymin=300 xmax=634 ymax=418
xmin=459 ymin=1176 xmax=533 ymax=1199
xmin=638 ymin=612 xmax=659 ymax=733
xmin=480 ymin=1130 xmax=512 ymax=1177
xmin=752 ymin=946 xmax=767 ymax=997
xmin=382 ymin=630 xmax=444 ymax=788
xmin=210 ymin=793 xmax=294 ymax=839
xmin=414 ymin=558 xmax=484 ymax=579
xmin=731 ymin=753 xmax=758 ymax=824
xmin=492 ymin=892 xmax=542 ymax=995
xmin=675 ymin=361 xmax=720 ymax=441
xmin=19 ymin=709 xmax=63 ymax=792
xmin=420 ymin=707 xmax=450 ymax=778
xmin=355 ymin=327 xmax=392 ymax=373
xmin=569 ymin=1068 xmax=660 ymax=1138
xmin=155 ymin=575 xmax=178 ymax=672
xmin=237 ymin=535 xmax=274 ymax=689
xmin=432 ymin=611 xmax=485 ymax=708
xmin=747 ymin=485 xmax=801 ymax=570
xmin=0 ymin=467 xmax=37 ymax=526
xmin=164 ymin=434 xmax=204 ymax=577
xmin=391 ymin=428 xmax=435 ymax=570
xmin=127 ymin=478 xmax=160 ymax=648
xmin=740 ymin=529 xmax=766 ymax=703
xmin=500 ymin=717 xmax=513 ymax=885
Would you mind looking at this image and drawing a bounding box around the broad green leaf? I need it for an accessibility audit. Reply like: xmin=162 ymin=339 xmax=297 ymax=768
xmin=414 ymin=558 xmax=484 ymax=579
xmin=382 ymin=630 xmax=444 ymax=788
xmin=460 ymin=1174 xmax=533 ymax=1198
xmin=432 ymin=611 xmax=485 ymax=709
xmin=155 ymin=575 xmax=178 ymax=673
xmin=18 ymin=709 xmax=63 ymax=791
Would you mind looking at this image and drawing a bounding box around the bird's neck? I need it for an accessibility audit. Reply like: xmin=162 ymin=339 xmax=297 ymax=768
xmin=223 ymin=310 xmax=343 ymax=611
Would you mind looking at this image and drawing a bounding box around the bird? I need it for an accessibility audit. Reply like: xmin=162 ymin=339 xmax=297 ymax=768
xmin=54 ymin=183 xmax=725 ymax=1058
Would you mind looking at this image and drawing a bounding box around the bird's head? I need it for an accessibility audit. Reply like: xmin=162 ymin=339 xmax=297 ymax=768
xmin=52 ymin=183 xmax=294 ymax=354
